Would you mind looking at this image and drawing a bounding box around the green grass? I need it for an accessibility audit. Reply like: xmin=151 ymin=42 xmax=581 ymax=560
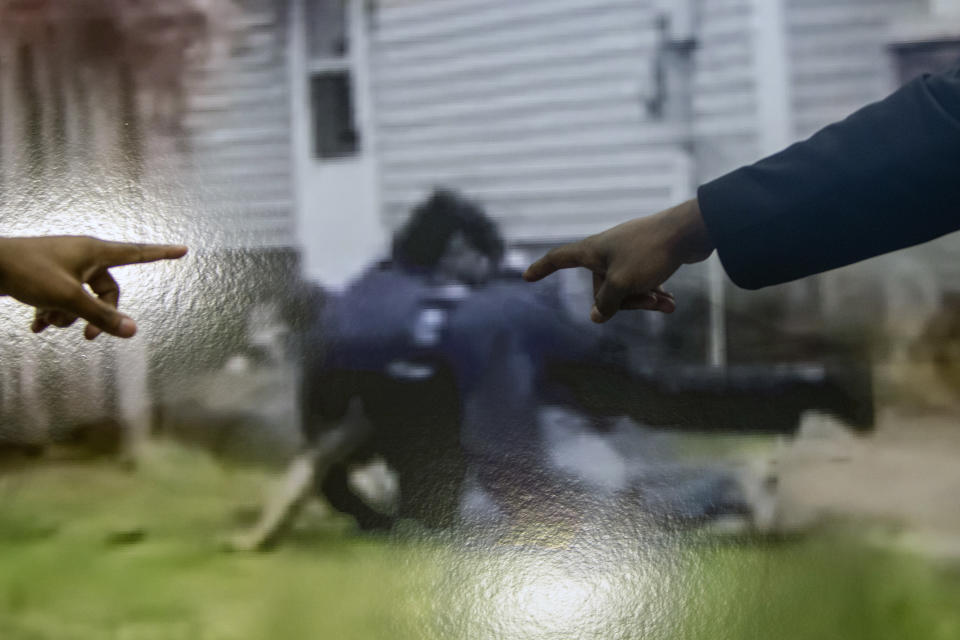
xmin=0 ymin=443 xmax=958 ymax=640
xmin=0 ymin=446 xmax=434 ymax=640
xmin=679 ymin=537 xmax=960 ymax=640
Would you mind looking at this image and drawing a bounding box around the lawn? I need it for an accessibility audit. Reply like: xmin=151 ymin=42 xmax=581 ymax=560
xmin=0 ymin=443 xmax=958 ymax=640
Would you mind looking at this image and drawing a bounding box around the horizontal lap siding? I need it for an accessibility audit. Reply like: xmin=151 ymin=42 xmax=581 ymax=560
xmin=692 ymin=0 xmax=759 ymax=181
xmin=784 ymin=0 xmax=921 ymax=139
xmin=372 ymin=0 xmax=690 ymax=243
xmin=179 ymin=0 xmax=295 ymax=248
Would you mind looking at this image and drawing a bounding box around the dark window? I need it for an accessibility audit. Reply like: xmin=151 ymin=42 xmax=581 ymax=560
xmin=311 ymin=72 xmax=359 ymax=159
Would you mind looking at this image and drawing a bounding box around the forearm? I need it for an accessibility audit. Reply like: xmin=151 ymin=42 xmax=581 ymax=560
xmin=698 ymin=66 xmax=960 ymax=289
xmin=661 ymin=198 xmax=715 ymax=265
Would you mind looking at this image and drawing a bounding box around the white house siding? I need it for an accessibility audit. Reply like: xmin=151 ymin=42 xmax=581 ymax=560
xmin=784 ymin=0 xmax=922 ymax=139
xmin=179 ymin=0 xmax=296 ymax=249
xmin=370 ymin=0 xmax=693 ymax=243
xmin=691 ymin=0 xmax=760 ymax=183
xmin=0 ymin=1 xmax=295 ymax=250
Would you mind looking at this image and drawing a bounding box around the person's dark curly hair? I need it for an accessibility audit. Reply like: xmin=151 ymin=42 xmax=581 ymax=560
xmin=391 ymin=189 xmax=505 ymax=269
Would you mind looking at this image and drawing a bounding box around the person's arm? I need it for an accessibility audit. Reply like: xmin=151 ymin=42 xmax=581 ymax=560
xmin=0 ymin=236 xmax=188 ymax=339
xmin=700 ymin=65 xmax=960 ymax=289
xmin=525 ymin=66 xmax=960 ymax=322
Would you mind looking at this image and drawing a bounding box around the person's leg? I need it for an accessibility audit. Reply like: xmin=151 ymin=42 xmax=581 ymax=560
xmin=226 ymin=446 xmax=320 ymax=551
xmin=320 ymin=461 xmax=395 ymax=531
xmin=227 ymin=423 xmax=364 ymax=551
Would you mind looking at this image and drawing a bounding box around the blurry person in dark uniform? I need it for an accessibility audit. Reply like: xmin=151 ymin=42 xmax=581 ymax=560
xmin=301 ymin=194 xmax=644 ymax=538
xmin=236 ymin=189 xmax=655 ymax=549
xmin=307 ymin=189 xmax=507 ymax=532
xmin=234 ymin=179 xmax=870 ymax=549
xmin=232 ymin=189 xmax=509 ymax=548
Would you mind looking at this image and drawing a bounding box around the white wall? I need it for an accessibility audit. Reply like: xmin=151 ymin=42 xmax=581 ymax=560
xmin=370 ymin=0 xmax=693 ymax=243
xmin=932 ymin=0 xmax=960 ymax=17
xmin=690 ymin=0 xmax=761 ymax=184
xmin=297 ymin=158 xmax=385 ymax=289
xmin=180 ymin=0 xmax=297 ymax=248
xmin=291 ymin=0 xmax=386 ymax=289
xmin=784 ymin=0 xmax=921 ymax=139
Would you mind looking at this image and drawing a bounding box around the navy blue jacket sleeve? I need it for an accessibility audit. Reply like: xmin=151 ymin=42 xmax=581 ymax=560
xmin=697 ymin=65 xmax=960 ymax=290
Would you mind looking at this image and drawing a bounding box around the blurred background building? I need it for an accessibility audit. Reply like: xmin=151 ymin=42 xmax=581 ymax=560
xmin=1 ymin=0 xmax=959 ymax=446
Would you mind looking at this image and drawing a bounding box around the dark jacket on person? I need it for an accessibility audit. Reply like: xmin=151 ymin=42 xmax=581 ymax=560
xmin=299 ymin=261 xmax=608 ymax=526
xmin=699 ymin=65 xmax=960 ymax=289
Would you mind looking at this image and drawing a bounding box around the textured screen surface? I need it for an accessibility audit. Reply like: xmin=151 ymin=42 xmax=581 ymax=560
xmin=1 ymin=2 xmax=959 ymax=639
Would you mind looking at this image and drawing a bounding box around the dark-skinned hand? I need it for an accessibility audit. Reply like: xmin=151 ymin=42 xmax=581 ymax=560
xmin=0 ymin=236 xmax=188 ymax=340
xmin=524 ymin=199 xmax=714 ymax=323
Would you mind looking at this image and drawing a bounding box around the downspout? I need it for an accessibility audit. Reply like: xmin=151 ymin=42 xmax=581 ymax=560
xmin=287 ymin=0 xmax=310 ymax=268
xmin=652 ymin=0 xmax=726 ymax=368
xmin=752 ymin=0 xmax=794 ymax=156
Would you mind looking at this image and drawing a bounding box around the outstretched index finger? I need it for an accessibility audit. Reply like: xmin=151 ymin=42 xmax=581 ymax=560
xmin=98 ymin=241 xmax=189 ymax=268
xmin=523 ymin=243 xmax=591 ymax=282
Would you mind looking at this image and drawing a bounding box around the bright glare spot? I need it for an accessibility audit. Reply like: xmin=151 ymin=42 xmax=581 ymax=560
xmin=497 ymin=565 xmax=600 ymax=636
xmin=446 ymin=544 xmax=665 ymax=640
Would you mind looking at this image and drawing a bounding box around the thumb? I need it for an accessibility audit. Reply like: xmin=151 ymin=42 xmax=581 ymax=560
xmin=70 ymin=289 xmax=137 ymax=338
